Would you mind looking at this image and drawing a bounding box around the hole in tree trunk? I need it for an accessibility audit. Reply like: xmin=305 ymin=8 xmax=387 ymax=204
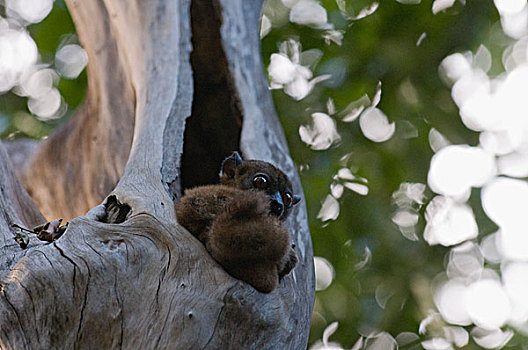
xmin=103 ymin=195 xmax=131 ymax=224
xmin=180 ymin=0 xmax=243 ymax=191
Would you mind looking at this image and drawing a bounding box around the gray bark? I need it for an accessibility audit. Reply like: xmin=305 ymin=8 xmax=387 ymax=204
xmin=0 ymin=0 xmax=314 ymax=348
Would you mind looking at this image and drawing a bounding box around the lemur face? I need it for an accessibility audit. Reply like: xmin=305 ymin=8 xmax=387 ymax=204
xmin=219 ymin=152 xmax=301 ymax=220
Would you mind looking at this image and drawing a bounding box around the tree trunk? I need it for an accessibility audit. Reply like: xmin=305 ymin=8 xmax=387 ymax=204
xmin=0 ymin=0 xmax=314 ymax=348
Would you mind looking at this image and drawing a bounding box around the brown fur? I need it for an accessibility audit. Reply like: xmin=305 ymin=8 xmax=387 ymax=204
xmin=174 ymin=152 xmax=299 ymax=293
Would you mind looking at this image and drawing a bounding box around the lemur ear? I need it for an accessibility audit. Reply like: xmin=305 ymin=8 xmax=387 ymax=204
xmin=292 ymin=195 xmax=301 ymax=205
xmin=220 ymin=151 xmax=243 ymax=179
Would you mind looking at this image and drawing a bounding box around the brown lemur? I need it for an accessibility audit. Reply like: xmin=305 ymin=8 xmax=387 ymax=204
xmin=175 ymin=151 xmax=301 ymax=293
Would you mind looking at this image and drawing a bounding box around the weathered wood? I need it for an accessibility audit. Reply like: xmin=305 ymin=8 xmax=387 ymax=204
xmin=218 ymin=0 xmax=315 ymax=345
xmin=19 ymin=0 xmax=137 ymax=222
xmin=0 ymin=140 xmax=45 ymax=271
xmin=0 ymin=0 xmax=314 ymax=348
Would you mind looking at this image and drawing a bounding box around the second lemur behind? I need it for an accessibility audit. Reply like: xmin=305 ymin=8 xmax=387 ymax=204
xmin=175 ymin=152 xmax=300 ymax=293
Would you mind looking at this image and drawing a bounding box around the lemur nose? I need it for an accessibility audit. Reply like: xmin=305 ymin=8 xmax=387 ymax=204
xmin=270 ymin=200 xmax=284 ymax=218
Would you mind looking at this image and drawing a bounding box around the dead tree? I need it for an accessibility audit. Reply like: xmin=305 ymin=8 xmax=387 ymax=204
xmin=0 ymin=0 xmax=314 ymax=348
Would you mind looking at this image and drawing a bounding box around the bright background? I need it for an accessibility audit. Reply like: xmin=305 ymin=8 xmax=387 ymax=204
xmin=2 ymin=0 xmax=528 ymax=349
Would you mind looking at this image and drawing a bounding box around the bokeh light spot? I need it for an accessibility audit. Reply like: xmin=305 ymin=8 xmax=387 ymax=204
xmin=482 ymin=177 xmax=528 ymax=227
xmin=6 ymin=0 xmax=53 ymax=24
xmin=471 ymin=328 xmax=514 ymax=349
xmin=55 ymin=44 xmax=89 ymax=79
xmin=428 ymin=145 xmax=495 ymax=197
xmin=289 ymin=0 xmax=328 ymax=28
xmin=314 ymin=256 xmax=335 ymax=291
xmin=434 ymin=278 xmax=471 ymax=326
xmin=299 ymin=113 xmax=341 ymax=150
xmin=424 ymin=196 xmax=478 ymax=246
xmin=317 ymin=194 xmax=340 ymax=221
xmin=358 ymin=107 xmax=395 ymax=143
xmin=466 ymin=279 xmax=511 ymax=330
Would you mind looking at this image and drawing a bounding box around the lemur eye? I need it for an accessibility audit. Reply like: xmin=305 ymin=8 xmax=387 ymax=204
xmin=252 ymin=175 xmax=268 ymax=189
xmin=283 ymin=192 xmax=293 ymax=207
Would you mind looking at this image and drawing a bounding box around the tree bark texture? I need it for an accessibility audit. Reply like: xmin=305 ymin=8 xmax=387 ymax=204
xmin=0 ymin=0 xmax=314 ymax=348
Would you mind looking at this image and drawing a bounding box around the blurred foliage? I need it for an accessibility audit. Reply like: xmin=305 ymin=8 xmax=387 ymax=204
xmin=1 ymin=0 xmax=517 ymax=348
xmin=262 ymin=0 xmax=504 ymax=348
xmin=0 ymin=0 xmax=86 ymax=139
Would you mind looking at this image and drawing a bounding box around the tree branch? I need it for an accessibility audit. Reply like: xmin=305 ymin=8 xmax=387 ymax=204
xmin=0 ymin=0 xmax=314 ymax=347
